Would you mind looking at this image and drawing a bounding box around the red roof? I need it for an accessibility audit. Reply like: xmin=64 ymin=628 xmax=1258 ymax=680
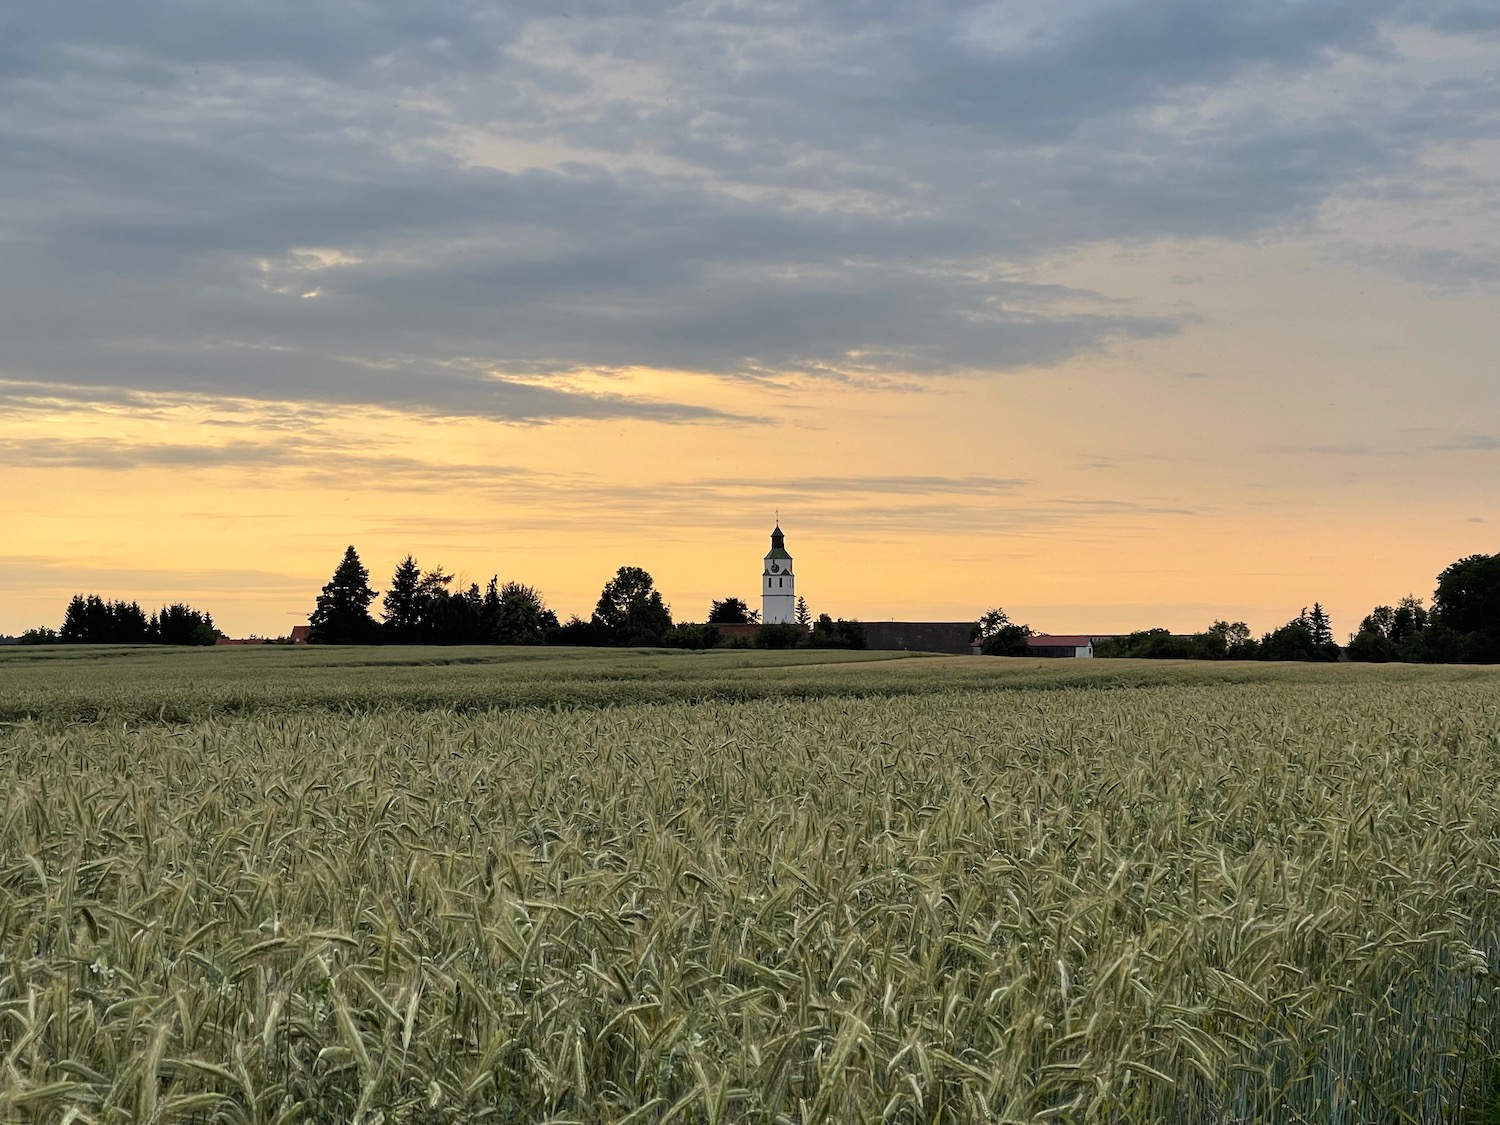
xmin=1027 ymin=635 xmax=1095 ymax=647
xmin=289 ymin=625 xmax=312 ymax=643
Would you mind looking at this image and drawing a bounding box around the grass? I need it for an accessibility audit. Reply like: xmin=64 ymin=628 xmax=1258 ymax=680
xmin=2 ymin=647 xmax=1500 ymax=1122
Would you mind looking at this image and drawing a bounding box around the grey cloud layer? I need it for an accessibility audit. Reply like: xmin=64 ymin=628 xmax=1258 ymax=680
xmin=2 ymin=1 xmax=1494 ymax=418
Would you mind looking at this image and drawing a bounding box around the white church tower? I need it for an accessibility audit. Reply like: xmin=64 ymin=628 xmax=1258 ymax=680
xmin=762 ymin=522 xmax=795 ymax=624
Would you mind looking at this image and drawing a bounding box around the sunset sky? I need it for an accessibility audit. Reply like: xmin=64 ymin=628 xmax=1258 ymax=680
xmin=3 ymin=1 xmax=1498 ymax=639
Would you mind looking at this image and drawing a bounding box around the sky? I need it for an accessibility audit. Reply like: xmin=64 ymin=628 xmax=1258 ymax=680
xmin=3 ymin=0 xmax=1498 ymax=639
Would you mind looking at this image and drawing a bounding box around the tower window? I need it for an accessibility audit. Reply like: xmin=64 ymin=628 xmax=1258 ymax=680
xmin=778 ymin=577 xmax=783 ymax=587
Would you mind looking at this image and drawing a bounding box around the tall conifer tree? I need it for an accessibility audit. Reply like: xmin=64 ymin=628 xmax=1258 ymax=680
xmin=382 ymin=555 xmax=423 ymax=643
xmin=309 ymin=546 xmax=380 ymax=644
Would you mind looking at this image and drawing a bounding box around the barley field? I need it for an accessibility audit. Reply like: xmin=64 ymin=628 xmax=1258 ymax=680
xmin=3 ymin=647 xmax=1500 ymax=1123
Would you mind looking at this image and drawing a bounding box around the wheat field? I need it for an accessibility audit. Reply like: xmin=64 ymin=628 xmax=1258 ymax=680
xmin=3 ymin=648 xmax=1500 ymax=1123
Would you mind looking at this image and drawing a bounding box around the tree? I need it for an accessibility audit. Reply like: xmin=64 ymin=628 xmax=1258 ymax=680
xmin=592 ymin=566 xmax=673 ymax=646
xmin=807 ymin=614 xmax=867 ymax=650
xmin=382 ymin=556 xmax=424 ymax=642
xmin=1259 ymin=607 xmax=1340 ymax=662
xmin=708 ymin=597 xmax=758 ymax=624
xmin=493 ymin=582 xmax=553 ymax=645
xmin=1389 ymin=596 xmax=1430 ymax=651
xmin=795 ymin=597 xmax=811 ymax=628
xmin=426 ymin=580 xmax=484 ymax=644
xmin=757 ymin=622 xmax=806 ymax=649
xmin=549 ymin=615 xmax=603 ymax=646
xmin=1091 ymin=621 xmax=1256 ymax=660
xmin=308 ymin=546 xmax=380 ymax=644
xmin=1348 ymin=596 xmax=1431 ymax=662
xmin=973 ymin=608 xmax=1031 ymax=656
xmin=666 ymin=623 xmax=722 ymax=649
xmin=1307 ymin=603 xmax=1334 ymax=648
xmin=1433 ymin=554 xmax=1500 ymax=662
xmin=54 ymin=594 xmax=214 ymax=644
xmin=59 ymin=595 xmax=90 ymax=642
xmin=972 ymin=608 xmax=1011 ymax=643
xmin=152 ymin=603 xmax=219 ymax=645
xmin=1095 ymin=629 xmax=1192 ymax=659
xmin=1195 ymin=620 xmax=1255 ymax=659
xmin=59 ymin=595 xmax=150 ymax=643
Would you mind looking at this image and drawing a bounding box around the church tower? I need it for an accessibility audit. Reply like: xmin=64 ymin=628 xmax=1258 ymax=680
xmin=762 ymin=522 xmax=795 ymax=624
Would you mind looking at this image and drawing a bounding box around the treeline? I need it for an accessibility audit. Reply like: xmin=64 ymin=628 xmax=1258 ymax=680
xmin=309 ymin=546 xmax=864 ymax=649
xmin=1096 ymin=606 xmax=1341 ymax=662
xmin=1063 ymin=551 xmax=1500 ymax=663
xmin=1346 ymin=553 xmax=1500 ymax=663
xmin=19 ymin=596 xmax=219 ymax=645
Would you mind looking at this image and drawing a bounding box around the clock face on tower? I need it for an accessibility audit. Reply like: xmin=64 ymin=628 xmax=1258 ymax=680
xmin=770 ymin=563 xmax=781 ymax=573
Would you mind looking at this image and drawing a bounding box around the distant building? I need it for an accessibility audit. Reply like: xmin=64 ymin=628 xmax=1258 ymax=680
xmin=1025 ymin=634 xmax=1114 ymax=658
xmin=289 ymin=625 xmax=311 ymax=644
xmin=761 ymin=523 xmax=796 ymax=625
xmin=714 ymin=623 xmax=760 ymax=641
xmin=865 ymin=622 xmax=976 ymax=655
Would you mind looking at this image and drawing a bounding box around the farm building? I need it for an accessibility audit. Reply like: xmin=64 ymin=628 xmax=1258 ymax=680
xmin=1026 ymin=634 xmax=1113 ymax=658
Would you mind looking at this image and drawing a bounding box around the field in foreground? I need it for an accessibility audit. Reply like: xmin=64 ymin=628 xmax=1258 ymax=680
xmin=3 ymin=649 xmax=1500 ymax=1123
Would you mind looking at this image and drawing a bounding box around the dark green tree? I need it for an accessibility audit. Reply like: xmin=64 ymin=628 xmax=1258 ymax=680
xmin=550 ymin=615 xmax=604 ymax=646
xmin=1095 ymin=629 xmax=1192 ymax=659
xmin=708 ymin=597 xmax=758 ymax=624
xmin=1093 ymin=622 xmax=1255 ymax=660
xmin=382 ymin=556 xmax=424 ymax=643
xmin=423 ymin=581 xmax=485 ymax=644
xmin=1259 ymin=607 xmax=1339 ymax=662
xmin=795 ymin=597 xmax=811 ymax=628
xmin=308 ymin=546 xmax=380 ymax=644
xmin=493 ymin=582 xmax=553 ymax=645
xmin=757 ymin=622 xmax=805 ymax=649
xmin=60 ymin=595 xmax=150 ymax=643
xmin=1307 ymin=603 xmax=1334 ymax=648
xmin=1389 ymin=596 xmax=1430 ymax=652
xmin=592 ymin=566 xmax=673 ymax=646
xmin=972 ymin=608 xmax=1031 ymax=656
xmin=1347 ymin=608 xmax=1395 ymax=662
xmin=152 ymin=603 xmax=219 ymax=645
xmin=1348 ymin=596 xmax=1431 ymax=662
xmin=1192 ymin=620 xmax=1256 ymax=659
xmin=808 ymin=614 xmax=868 ymax=650
xmin=666 ymin=623 xmax=722 ymax=649
xmin=1433 ymin=553 xmax=1500 ymax=662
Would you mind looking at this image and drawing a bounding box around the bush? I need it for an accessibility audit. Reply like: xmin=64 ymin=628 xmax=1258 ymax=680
xmin=756 ymin=623 xmax=806 ymax=649
xmin=808 ymin=615 xmax=866 ymax=650
xmin=665 ymin=623 xmax=722 ymax=650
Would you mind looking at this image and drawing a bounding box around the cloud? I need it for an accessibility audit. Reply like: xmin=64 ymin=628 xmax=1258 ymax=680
xmin=0 ymin=427 xmax=1192 ymax=540
xmin=1296 ymin=432 xmax=1500 ymax=458
xmin=0 ymin=373 xmax=750 ymax=426
xmin=1327 ymin=241 xmax=1500 ymax=292
xmin=1 ymin=1 xmax=1495 ymax=416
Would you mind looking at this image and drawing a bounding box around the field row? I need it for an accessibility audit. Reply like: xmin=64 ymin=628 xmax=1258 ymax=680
xmin=2 ymin=644 xmax=1494 ymax=725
